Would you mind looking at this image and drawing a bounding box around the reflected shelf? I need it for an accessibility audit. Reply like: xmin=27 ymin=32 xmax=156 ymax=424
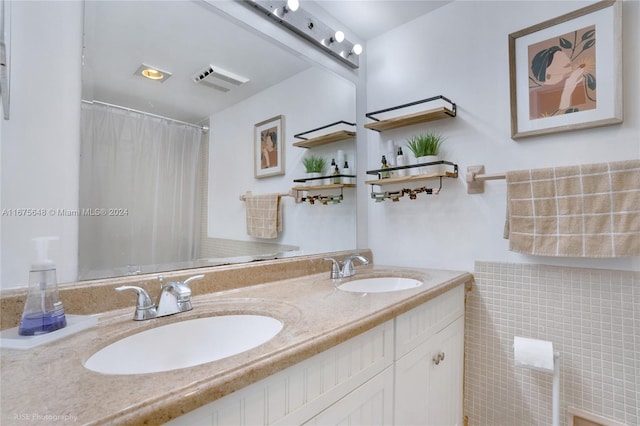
xmin=293 ymin=121 xmax=356 ymax=148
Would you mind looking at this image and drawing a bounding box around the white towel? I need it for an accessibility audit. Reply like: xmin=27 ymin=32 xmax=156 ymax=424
xmin=505 ymin=160 xmax=640 ymax=257
xmin=245 ymin=193 xmax=282 ymax=239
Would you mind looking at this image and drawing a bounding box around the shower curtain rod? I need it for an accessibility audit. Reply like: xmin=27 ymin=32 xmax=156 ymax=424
xmin=81 ymin=100 xmax=209 ymax=133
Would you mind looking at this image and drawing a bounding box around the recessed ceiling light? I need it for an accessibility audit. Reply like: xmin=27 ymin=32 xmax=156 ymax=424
xmin=134 ymin=64 xmax=172 ymax=83
xmin=142 ymin=69 xmax=163 ymax=80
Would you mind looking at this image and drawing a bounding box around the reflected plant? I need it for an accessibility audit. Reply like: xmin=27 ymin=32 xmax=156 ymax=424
xmin=302 ymin=155 xmax=326 ymax=174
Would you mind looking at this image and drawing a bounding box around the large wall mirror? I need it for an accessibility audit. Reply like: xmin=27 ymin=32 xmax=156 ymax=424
xmin=78 ymin=0 xmax=357 ymax=281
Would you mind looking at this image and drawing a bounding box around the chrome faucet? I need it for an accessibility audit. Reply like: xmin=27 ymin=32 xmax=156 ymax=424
xmin=324 ymin=254 xmax=369 ymax=279
xmin=115 ymin=274 xmax=204 ymax=320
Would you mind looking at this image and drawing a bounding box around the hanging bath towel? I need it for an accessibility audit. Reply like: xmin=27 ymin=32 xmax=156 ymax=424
xmin=245 ymin=193 xmax=282 ymax=239
xmin=504 ymin=159 xmax=640 ymax=257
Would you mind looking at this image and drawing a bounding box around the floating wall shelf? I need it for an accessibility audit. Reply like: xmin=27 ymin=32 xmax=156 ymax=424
xmin=292 ymin=183 xmax=356 ymax=191
xmin=364 ymin=95 xmax=456 ymax=132
xmin=291 ymin=183 xmax=356 ymax=205
xmin=293 ymin=175 xmax=356 ymax=185
xmin=365 ymin=161 xmax=458 ymax=202
xmin=365 ymin=161 xmax=458 ymax=184
xmin=293 ymin=121 xmax=356 ymax=148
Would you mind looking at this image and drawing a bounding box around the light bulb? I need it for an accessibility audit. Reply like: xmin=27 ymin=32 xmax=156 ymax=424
xmin=286 ymin=0 xmax=299 ymax=12
xmin=141 ymin=68 xmax=164 ymax=80
xmin=334 ymin=31 xmax=344 ymax=43
xmin=352 ymin=44 xmax=363 ymax=55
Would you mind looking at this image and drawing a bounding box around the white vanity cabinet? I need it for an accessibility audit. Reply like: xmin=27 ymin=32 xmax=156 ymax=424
xmin=167 ymin=320 xmax=395 ymax=426
xmin=394 ymin=285 xmax=466 ymax=426
xmin=166 ymin=284 xmax=465 ymax=426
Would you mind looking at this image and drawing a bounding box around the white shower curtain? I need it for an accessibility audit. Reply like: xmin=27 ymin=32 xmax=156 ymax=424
xmin=79 ymin=102 xmax=203 ymax=278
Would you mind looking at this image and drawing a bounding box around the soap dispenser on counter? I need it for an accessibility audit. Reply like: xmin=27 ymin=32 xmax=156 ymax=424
xmin=18 ymin=237 xmax=67 ymax=336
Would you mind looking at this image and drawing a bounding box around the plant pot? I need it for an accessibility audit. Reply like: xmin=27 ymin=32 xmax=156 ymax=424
xmin=306 ymin=172 xmax=321 ymax=186
xmin=417 ymin=155 xmax=439 ymax=174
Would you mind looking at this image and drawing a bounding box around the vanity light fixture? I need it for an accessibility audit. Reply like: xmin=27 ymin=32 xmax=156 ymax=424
xmin=134 ymin=64 xmax=172 ymax=83
xmin=245 ymin=0 xmax=362 ymax=69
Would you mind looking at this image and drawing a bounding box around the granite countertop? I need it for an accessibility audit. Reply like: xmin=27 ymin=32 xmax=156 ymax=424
xmin=0 ymin=265 xmax=473 ymax=425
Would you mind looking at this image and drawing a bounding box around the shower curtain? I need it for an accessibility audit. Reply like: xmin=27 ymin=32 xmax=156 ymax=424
xmin=79 ymin=102 xmax=203 ymax=278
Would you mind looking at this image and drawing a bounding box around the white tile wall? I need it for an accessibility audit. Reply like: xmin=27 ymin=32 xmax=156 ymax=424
xmin=465 ymin=262 xmax=639 ymax=426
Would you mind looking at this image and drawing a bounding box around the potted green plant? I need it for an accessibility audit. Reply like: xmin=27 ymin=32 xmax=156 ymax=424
xmin=406 ymin=132 xmax=445 ymax=174
xmin=302 ymin=155 xmax=326 ymax=186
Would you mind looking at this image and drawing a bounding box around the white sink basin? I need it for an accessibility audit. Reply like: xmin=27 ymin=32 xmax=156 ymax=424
xmin=84 ymin=315 xmax=283 ymax=375
xmin=337 ymin=277 xmax=423 ymax=293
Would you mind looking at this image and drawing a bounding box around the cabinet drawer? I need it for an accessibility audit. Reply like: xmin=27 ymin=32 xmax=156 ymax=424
xmin=394 ymin=284 xmax=464 ymax=359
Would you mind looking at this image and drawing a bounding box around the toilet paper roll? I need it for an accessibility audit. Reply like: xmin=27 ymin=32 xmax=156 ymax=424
xmin=513 ymin=336 xmax=554 ymax=373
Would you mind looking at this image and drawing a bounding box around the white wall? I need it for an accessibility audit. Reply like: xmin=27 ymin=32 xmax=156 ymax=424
xmin=0 ymin=1 xmax=82 ymax=289
xmin=365 ymin=0 xmax=639 ymax=272
xmin=208 ymin=67 xmax=357 ymax=254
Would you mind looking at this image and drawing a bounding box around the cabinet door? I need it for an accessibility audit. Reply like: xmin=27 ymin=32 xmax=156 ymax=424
xmin=394 ymin=316 xmax=464 ymax=426
xmin=304 ymin=366 xmax=394 ymax=426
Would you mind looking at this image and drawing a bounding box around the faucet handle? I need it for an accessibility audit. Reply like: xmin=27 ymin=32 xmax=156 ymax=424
xmin=115 ymin=286 xmax=157 ymax=321
xmin=182 ymin=274 xmax=205 ymax=288
xmin=324 ymin=258 xmax=341 ymax=279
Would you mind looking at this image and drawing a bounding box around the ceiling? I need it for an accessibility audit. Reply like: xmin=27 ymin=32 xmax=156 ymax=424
xmin=82 ymin=1 xmax=311 ymax=124
xmin=315 ymin=1 xmax=452 ymax=41
xmin=81 ymin=1 xmax=449 ymax=125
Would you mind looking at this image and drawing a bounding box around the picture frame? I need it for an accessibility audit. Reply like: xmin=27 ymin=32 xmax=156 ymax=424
xmin=509 ymin=0 xmax=622 ymax=139
xmin=254 ymin=115 xmax=285 ymax=178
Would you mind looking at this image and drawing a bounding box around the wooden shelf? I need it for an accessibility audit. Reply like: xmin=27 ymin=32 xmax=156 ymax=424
xmin=364 ymin=106 xmax=455 ymax=132
xmin=365 ymin=171 xmax=457 ymax=186
xmin=292 ymin=183 xmax=356 ymax=191
xmin=292 ymin=130 xmax=356 ymax=148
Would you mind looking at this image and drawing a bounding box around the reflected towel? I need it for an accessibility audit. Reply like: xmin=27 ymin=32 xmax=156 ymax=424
xmin=504 ymin=160 xmax=640 ymax=257
xmin=245 ymin=193 xmax=282 ymax=239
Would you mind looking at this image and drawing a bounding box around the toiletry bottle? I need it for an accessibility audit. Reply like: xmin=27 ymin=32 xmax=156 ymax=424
xmin=396 ymin=146 xmax=406 ymax=177
xmin=332 ymin=165 xmax=341 ymax=184
xmin=385 ymin=140 xmax=396 ymax=176
xmin=380 ymin=155 xmax=390 ymax=179
xmin=18 ymin=237 xmax=67 ymax=336
xmin=342 ymin=160 xmax=352 ymax=184
xmin=327 ymin=158 xmax=337 ymax=184
xmin=336 ymin=150 xmax=345 ymax=168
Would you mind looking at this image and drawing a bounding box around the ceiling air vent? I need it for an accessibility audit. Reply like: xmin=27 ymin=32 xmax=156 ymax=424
xmin=192 ymin=65 xmax=250 ymax=93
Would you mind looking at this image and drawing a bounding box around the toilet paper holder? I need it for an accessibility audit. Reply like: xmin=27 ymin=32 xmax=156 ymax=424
xmin=513 ymin=336 xmax=560 ymax=426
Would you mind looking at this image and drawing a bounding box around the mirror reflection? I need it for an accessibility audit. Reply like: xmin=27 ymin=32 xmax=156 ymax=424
xmin=78 ymin=0 xmax=357 ymax=280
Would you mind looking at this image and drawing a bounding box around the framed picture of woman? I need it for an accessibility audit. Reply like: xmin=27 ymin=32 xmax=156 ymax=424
xmin=509 ymin=0 xmax=622 ymax=139
xmin=254 ymin=115 xmax=285 ymax=178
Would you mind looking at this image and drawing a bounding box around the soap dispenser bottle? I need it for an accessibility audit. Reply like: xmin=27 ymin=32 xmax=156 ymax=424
xmin=396 ymin=146 xmax=406 ymax=177
xmin=332 ymin=164 xmax=341 ymax=184
xmin=380 ymin=155 xmax=391 ymax=179
xmin=342 ymin=160 xmax=352 ymax=184
xmin=18 ymin=237 xmax=67 ymax=336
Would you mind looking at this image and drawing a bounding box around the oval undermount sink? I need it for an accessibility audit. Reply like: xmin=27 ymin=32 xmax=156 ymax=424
xmin=337 ymin=277 xmax=423 ymax=293
xmin=84 ymin=315 xmax=283 ymax=375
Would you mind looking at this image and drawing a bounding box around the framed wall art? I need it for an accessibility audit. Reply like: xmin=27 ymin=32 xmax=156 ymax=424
xmin=254 ymin=115 xmax=285 ymax=178
xmin=509 ymin=0 xmax=622 ymax=139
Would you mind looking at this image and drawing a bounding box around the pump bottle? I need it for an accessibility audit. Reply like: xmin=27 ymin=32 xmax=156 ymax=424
xmin=396 ymin=146 xmax=406 ymax=177
xmin=380 ymin=155 xmax=391 ymax=179
xmin=18 ymin=237 xmax=67 ymax=336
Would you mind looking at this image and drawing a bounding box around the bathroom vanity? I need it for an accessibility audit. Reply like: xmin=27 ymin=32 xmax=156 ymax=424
xmin=168 ymin=281 xmax=465 ymax=425
xmin=0 ymin=257 xmax=472 ymax=425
